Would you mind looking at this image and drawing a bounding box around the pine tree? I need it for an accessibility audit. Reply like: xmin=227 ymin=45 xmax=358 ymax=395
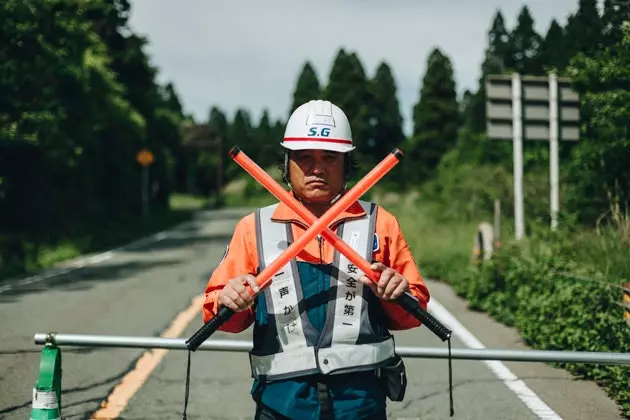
xmin=565 ymin=0 xmax=603 ymax=58
xmin=466 ymin=10 xmax=510 ymax=133
xmin=255 ymin=109 xmax=278 ymax=168
xmin=228 ymin=108 xmax=254 ymax=159
xmin=365 ymin=62 xmax=404 ymax=164
xmin=408 ymin=48 xmax=460 ymax=184
xmin=289 ymin=61 xmax=321 ymax=114
xmin=506 ymin=6 xmax=543 ymax=74
xmin=324 ymin=49 xmax=370 ymax=164
xmin=539 ymin=20 xmax=569 ymax=72
xmin=487 ymin=11 xmax=511 ymax=68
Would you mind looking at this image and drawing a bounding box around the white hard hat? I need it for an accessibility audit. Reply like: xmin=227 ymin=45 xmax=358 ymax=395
xmin=281 ymin=100 xmax=354 ymax=153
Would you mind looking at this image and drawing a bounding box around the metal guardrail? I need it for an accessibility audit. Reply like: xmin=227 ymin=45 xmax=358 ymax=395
xmin=33 ymin=333 xmax=630 ymax=365
xmin=29 ymin=332 xmax=630 ymax=419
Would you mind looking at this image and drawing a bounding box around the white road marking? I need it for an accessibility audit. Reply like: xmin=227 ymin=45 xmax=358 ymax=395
xmin=428 ymin=298 xmax=563 ymax=419
xmin=0 ymin=229 xmax=176 ymax=293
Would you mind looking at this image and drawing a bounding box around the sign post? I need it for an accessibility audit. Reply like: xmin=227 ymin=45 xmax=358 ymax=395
xmin=485 ymin=73 xmax=580 ymax=239
xmin=136 ymin=148 xmax=155 ymax=216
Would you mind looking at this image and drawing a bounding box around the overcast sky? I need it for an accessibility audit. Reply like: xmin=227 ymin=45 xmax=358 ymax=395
xmin=127 ymin=0 xmax=581 ymax=135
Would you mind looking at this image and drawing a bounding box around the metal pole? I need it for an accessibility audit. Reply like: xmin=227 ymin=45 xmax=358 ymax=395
xmin=33 ymin=334 xmax=630 ymax=365
xmin=549 ymin=73 xmax=559 ymax=230
xmin=142 ymin=165 xmax=149 ymax=216
xmin=512 ymin=73 xmax=525 ymax=240
xmin=493 ymin=198 xmax=501 ymax=245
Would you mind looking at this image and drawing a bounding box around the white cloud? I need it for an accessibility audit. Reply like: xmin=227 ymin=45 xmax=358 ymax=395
xmin=127 ymin=0 xmax=578 ymax=135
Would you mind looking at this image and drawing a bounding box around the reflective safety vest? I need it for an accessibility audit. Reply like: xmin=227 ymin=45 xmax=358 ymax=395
xmin=248 ymin=200 xmax=396 ymax=381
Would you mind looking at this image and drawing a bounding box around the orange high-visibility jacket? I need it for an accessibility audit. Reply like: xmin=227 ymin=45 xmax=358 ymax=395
xmin=202 ymin=199 xmax=430 ymax=332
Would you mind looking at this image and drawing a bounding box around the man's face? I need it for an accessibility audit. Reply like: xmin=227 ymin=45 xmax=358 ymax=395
xmin=288 ymin=149 xmax=345 ymax=203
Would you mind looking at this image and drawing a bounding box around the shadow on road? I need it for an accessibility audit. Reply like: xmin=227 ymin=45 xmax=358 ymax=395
xmin=0 ymin=370 xmax=127 ymax=418
xmin=0 ymin=227 xmax=234 ymax=303
xmin=0 ymin=259 xmax=181 ymax=303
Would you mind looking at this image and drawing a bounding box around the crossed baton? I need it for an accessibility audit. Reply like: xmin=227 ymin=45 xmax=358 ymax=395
xmin=185 ymin=147 xmax=452 ymax=350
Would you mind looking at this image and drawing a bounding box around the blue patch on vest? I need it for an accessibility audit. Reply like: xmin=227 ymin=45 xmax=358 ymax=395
xmin=372 ymin=234 xmax=379 ymax=252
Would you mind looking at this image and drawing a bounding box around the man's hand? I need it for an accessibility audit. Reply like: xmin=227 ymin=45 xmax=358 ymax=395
xmin=359 ymin=262 xmax=409 ymax=300
xmin=218 ymin=274 xmax=260 ymax=312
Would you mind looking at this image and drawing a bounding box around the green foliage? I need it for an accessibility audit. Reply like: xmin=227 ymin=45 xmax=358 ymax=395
xmin=289 ymin=62 xmax=321 ymax=114
xmin=565 ymin=21 xmax=630 ymax=223
xmin=505 ymin=6 xmax=544 ymax=74
xmin=0 ymin=0 xmax=185 ymax=279
xmin=407 ymin=48 xmax=459 ymax=185
xmin=362 ymin=62 xmax=405 ymax=171
xmin=449 ymin=229 xmax=630 ymax=417
xmin=565 ymin=0 xmax=603 ymax=58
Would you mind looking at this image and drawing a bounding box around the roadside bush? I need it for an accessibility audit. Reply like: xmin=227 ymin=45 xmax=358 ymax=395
xmin=451 ymin=228 xmax=630 ymax=417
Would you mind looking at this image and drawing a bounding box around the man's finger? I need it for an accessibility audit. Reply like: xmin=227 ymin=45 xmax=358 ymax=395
xmin=228 ymin=287 xmax=251 ymax=309
xmin=371 ymin=262 xmax=387 ymax=272
xmin=377 ymin=269 xmax=394 ymax=294
xmin=359 ymin=275 xmax=377 ymax=293
xmin=390 ymin=281 xmax=408 ymax=300
xmin=383 ymin=275 xmax=402 ymax=299
xmin=220 ymin=294 xmax=241 ymax=312
xmin=244 ymin=275 xmax=260 ymax=293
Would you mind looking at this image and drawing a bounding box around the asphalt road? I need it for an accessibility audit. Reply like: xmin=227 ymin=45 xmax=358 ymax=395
xmin=0 ymin=207 xmax=625 ymax=420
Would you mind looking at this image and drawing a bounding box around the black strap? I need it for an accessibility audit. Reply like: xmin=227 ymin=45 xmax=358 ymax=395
xmin=316 ymin=378 xmax=333 ymax=420
xmin=182 ymin=350 xmax=191 ymax=419
xmin=448 ymin=338 xmax=454 ymax=417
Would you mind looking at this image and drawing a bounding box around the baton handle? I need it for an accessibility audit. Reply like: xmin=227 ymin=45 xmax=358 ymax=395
xmin=185 ymin=306 xmax=234 ymax=350
xmin=229 ymin=147 xmax=452 ymax=342
xmin=396 ymin=292 xmax=451 ymax=341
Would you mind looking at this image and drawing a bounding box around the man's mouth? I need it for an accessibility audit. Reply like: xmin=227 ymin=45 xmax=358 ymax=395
xmin=307 ymin=180 xmax=327 ymax=186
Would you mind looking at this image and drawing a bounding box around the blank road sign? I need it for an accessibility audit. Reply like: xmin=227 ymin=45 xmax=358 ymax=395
xmin=485 ymin=74 xmax=580 ymax=142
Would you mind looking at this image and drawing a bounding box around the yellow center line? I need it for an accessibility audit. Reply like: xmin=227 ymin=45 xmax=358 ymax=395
xmin=91 ymin=294 xmax=205 ymax=419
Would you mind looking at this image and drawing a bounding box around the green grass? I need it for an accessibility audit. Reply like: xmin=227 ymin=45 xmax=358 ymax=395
xmin=371 ymin=191 xmax=479 ymax=282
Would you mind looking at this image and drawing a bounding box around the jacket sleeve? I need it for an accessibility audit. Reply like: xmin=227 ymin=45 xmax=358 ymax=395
xmin=201 ymin=214 xmax=258 ymax=333
xmin=376 ymin=214 xmax=431 ymax=330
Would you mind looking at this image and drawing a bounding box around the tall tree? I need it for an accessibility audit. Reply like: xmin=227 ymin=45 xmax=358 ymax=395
xmin=289 ymin=62 xmax=321 ymax=114
xmin=465 ymin=10 xmax=510 ymax=133
xmin=506 ymin=6 xmax=543 ymax=74
xmin=408 ymin=48 xmax=460 ymax=184
xmin=539 ymin=19 xmax=569 ymax=72
xmin=255 ymin=109 xmax=278 ymax=168
xmin=229 ymin=108 xmax=254 ymax=158
xmin=0 ymin=0 xmax=190 ymax=274
xmin=565 ymin=0 xmax=603 ymax=59
xmin=324 ymin=49 xmax=370 ymax=155
xmin=566 ymin=22 xmax=630 ymax=222
xmin=363 ymin=62 xmax=404 ymax=165
xmin=601 ymin=0 xmax=630 ymax=48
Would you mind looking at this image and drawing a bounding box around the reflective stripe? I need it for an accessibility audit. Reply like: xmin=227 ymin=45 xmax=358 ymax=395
xmin=31 ymin=388 xmax=59 ymax=409
xmin=257 ymin=204 xmax=310 ymax=351
xmin=249 ymin=347 xmax=318 ymax=378
xmin=318 ymin=336 xmax=395 ymax=374
xmin=331 ymin=228 xmax=366 ymax=345
xmin=250 ymin=200 xmax=395 ymax=379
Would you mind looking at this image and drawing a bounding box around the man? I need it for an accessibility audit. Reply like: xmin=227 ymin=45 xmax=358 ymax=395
xmin=202 ymin=100 xmax=430 ymax=420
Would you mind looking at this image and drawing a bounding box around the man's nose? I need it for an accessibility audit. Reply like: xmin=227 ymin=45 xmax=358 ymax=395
xmin=311 ymin=159 xmax=326 ymax=174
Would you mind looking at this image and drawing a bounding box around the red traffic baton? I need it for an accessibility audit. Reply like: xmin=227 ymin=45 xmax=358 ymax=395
xmin=185 ymin=147 xmax=403 ymax=351
xmin=228 ymin=147 xmax=451 ymax=342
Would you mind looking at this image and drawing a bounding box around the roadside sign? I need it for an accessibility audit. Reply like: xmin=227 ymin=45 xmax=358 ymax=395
xmin=136 ymin=148 xmax=154 ymax=167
